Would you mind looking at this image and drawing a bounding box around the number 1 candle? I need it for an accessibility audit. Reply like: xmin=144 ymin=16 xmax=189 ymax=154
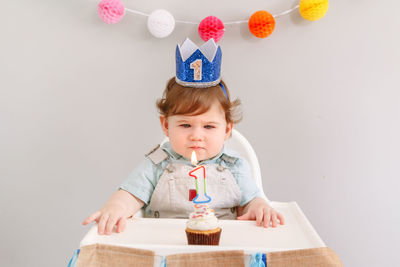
xmin=189 ymin=151 xmax=211 ymax=204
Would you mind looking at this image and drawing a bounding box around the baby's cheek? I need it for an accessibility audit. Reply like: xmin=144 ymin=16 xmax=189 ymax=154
xmin=208 ymin=143 xmax=223 ymax=158
xmin=170 ymin=140 xmax=183 ymax=154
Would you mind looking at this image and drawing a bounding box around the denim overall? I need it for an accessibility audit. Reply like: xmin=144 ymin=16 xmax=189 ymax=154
xmin=144 ymin=146 xmax=241 ymax=219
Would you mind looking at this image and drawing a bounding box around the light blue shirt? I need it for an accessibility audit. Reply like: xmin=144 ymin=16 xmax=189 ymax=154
xmin=120 ymin=142 xmax=262 ymax=207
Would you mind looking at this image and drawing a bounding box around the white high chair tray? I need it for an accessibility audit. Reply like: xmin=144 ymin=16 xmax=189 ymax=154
xmin=80 ymin=202 xmax=325 ymax=255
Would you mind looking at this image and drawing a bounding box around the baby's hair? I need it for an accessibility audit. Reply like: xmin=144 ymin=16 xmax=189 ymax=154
xmin=157 ymin=77 xmax=242 ymax=124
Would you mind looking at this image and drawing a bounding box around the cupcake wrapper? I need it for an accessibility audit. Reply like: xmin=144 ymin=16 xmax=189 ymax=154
xmin=185 ymin=229 xmax=221 ymax=245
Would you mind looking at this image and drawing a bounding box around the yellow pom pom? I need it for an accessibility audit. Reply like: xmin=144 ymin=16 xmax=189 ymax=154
xmin=299 ymin=0 xmax=329 ymax=21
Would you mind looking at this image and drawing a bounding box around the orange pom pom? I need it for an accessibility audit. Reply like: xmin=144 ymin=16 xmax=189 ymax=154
xmin=248 ymin=10 xmax=275 ymax=38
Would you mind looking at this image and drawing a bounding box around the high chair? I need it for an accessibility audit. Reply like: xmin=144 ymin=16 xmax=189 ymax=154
xmin=225 ymin=129 xmax=270 ymax=203
xmin=71 ymin=131 xmax=341 ymax=267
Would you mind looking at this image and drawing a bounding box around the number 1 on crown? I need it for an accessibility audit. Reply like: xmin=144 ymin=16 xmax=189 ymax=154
xmin=190 ymin=59 xmax=202 ymax=81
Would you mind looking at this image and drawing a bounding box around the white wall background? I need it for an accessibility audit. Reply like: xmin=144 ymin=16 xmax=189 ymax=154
xmin=1 ymin=0 xmax=399 ymax=266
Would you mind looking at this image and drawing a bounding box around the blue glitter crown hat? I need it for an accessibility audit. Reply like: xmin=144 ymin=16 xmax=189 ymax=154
xmin=175 ymin=38 xmax=222 ymax=88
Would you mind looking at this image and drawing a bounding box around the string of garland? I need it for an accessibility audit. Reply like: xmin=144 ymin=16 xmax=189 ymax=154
xmin=97 ymin=0 xmax=329 ymax=41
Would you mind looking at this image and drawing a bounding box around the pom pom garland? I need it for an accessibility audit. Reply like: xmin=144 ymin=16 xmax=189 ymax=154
xmin=96 ymin=1 xmax=328 ymax=40
xmin=299 ymin=0 xmax=329 ymax=21
xmin=147 ymin=9 xmax=175 ymax=38
xmin=198 ymin=16 xmax=225 ymax=42
xmin=97 ymin=0 xmax=125 ymax=24
xmin=248 ymin=11 xmax=275 ymax=38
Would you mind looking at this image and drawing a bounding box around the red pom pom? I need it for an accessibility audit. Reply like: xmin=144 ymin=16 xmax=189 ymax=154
xmin=198 ymin=16 xmax=225 ymax=42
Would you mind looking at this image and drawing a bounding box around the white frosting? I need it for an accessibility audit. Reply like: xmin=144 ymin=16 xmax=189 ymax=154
xmin=186 ymin=204 xmax=219 ymax=231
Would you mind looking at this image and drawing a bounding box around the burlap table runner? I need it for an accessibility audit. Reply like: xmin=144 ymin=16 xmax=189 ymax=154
xmin=267 ymin=247 xmax=343 ymax=267
xmin=76 ymin=244 xmax=154 ymax=267
xmin=76 ymin=245 xmax=342 ymax=267
xmin=166 ymin=250 xmax=244 ymax=267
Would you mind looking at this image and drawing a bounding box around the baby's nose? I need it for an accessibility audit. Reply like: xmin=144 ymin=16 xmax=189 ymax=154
xmin=189 ymin=128 xmax=204 ymax=141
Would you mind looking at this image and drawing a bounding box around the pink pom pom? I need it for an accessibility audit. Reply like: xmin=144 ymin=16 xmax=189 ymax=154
xmin=98 ymin=0 xmax=125 ymax=24
xmin=198 ymin=16 xmax=225 ymax=42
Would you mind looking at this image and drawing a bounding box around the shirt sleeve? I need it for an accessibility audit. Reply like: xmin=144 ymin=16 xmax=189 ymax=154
xmin=119 ymin=157 xmax=161 ymax=205
xmin=230 ymin=157 xmax=263 ymax=206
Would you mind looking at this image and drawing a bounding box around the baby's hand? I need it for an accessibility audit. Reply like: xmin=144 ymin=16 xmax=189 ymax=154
xmin=237 ymin=198 xmax=285 ymax=228
xmin=82 ymin=203 xmax=127 ymax=235
xmin=82 ymin=190 xmax=144 ymax=235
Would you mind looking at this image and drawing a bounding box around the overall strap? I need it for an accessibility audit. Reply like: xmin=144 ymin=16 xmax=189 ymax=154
xmin=145 ymin=144 xmax=169 ymax=165
xmin=220 ymin=154 xmax=237 ymax=165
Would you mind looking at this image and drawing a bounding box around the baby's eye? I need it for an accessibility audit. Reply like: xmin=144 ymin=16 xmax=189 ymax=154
xmin=180 ymin=124 xmax=191 ymax=128
xmin=204 ymin=125 xmax=215 ymax=129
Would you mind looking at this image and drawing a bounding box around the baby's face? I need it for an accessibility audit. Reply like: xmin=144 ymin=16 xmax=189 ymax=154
xmin=160 ymin=101 xmax=233 ymax=161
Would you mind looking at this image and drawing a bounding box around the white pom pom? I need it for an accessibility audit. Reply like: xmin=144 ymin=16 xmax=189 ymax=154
xmin=147 ymin=9 xmax=175 ymax=38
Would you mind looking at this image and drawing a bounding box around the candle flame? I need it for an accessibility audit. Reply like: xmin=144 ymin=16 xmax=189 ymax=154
xmin=191 ymin=151 xmax=198 ymax=166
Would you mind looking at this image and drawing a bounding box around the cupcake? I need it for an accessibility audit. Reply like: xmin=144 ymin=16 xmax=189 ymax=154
xmin=185 ymin=204 xmax=221 ymax=245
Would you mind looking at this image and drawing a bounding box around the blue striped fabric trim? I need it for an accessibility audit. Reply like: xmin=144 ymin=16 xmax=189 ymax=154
xmin=67 ymin=249 xmax=80 ymax=267
xmin=250 ymin=252 xmax=265 ymax=267
xmin=160 ymin=256 xmax=167 ymax=267
xmin=263 ymin=253 xmax=267 ymax=267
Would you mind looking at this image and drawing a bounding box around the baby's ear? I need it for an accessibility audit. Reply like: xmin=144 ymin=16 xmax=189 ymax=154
xmin=225 ymin=122 xmax=233 ymax=140
xmin=159 ymin=116 xmax=169 ymax=137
